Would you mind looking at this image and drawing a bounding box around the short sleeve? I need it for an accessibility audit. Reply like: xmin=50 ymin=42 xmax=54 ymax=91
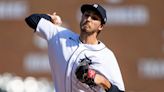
xmin=36 ymin=18 xmax=64 ymax=41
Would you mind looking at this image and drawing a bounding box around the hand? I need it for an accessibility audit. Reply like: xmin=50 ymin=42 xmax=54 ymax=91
xmin=47 ymin=12 xmax=62 ymax=25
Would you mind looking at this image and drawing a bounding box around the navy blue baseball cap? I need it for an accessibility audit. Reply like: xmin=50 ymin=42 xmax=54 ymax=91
xmin=81 ymin=4 xmax=107 ymax=24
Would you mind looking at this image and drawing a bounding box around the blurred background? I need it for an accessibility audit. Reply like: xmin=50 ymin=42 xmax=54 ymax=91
xmin=0 ymin=0 xmax=164 ymax=92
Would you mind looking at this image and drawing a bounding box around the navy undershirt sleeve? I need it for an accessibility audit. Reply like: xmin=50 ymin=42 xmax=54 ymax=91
xmin=25 ymin=14 xmax=51 ymax=30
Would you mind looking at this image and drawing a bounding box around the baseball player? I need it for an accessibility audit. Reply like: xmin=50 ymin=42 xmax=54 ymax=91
xmin=25 ymin=3 xmax=125 ymax=92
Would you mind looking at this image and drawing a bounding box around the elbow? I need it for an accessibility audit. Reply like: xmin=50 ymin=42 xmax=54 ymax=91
xmin=25 ymin=14 xmax=40 ymax=29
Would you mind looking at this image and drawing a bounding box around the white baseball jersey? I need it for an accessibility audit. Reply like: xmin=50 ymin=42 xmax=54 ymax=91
xmin=36 ymin=18 xmax=125 ymax=92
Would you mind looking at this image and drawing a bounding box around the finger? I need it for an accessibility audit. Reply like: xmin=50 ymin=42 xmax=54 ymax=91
xmin=53 ymin=12 xmax=56 ymax=16
xmin=47 ymin=14 xmax=52 ymax=17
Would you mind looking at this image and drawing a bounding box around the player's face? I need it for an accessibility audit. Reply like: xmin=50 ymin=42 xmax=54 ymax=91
xmin=80 ymin=10 xmax=103 ymax=34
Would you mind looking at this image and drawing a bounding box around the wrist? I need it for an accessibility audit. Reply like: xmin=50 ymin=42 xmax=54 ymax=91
xmin=94 ymin=74 xmax=111 ymax=90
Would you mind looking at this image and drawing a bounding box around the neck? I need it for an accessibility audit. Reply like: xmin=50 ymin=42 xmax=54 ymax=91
xmin=80 ymin=32 xmax=98 ymax=44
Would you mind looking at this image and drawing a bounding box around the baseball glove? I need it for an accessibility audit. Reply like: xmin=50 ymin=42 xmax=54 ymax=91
xmin=75 ymin=57 xmax=97 ymax=87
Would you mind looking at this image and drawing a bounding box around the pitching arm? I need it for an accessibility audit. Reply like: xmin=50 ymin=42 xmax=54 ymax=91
xmin=25 ymin=14 xmax=51 ymax=31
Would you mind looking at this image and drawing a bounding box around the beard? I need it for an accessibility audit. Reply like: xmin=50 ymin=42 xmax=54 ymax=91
xmin=81 ymin=25 xmax=89 ymax=31
xmin=80 ymin=26 xmax=96 ymax=35
xmin=80 ymin=21 xmax=91 ymax=32
xmin=80 ymin=21 xmax=99 ymax=35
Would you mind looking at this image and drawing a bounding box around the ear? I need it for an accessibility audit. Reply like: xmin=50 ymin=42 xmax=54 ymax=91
xmin=98 ymin=24 xmax=104 ymax=31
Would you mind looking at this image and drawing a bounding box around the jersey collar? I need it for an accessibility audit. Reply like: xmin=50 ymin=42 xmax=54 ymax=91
xmin=78 ymin=38 xmax=106 ymax=51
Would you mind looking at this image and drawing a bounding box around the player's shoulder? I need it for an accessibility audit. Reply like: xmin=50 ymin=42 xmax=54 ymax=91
xmin=102 ymin=45 xmax=115 ymax=55
xmin=100 ymin=47 xmax=117 ymax=60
